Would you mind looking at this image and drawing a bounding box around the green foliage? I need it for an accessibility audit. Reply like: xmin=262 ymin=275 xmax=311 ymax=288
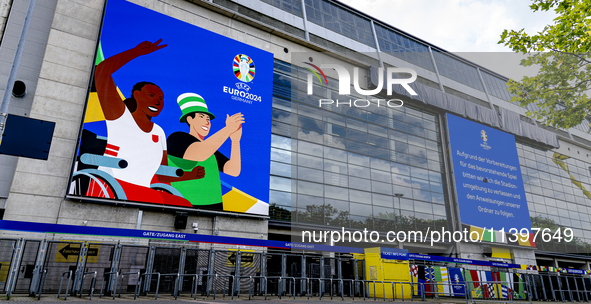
xmin=499 ymin=0 xmax=591 ymax=129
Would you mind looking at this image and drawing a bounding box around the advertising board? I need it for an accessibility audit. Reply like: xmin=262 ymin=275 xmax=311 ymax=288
xmin=68 ymin=0 xmax=274 ymax=216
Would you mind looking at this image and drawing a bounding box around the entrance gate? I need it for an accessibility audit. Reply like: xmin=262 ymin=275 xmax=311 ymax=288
xmin=12 ymin=240 xmax=39 ymax=294
xmin=41 ymin=241 xmax=84 ymax=294
xmin=117 ymin=245 xmax=148 ymax=294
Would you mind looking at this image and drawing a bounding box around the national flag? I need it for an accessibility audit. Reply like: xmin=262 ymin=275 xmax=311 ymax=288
xmin=440 ymin=267 xmax=450 ymax=295
xmin=488 ymin=283 xmax=496 ymax=299
xmin=410 ymin=265 xmax=423 ymax=296
xmin=495 ymin=272 xmax=505 ymax=298
xmin=485 ymin=271 xmax=495 ymax=298
xmin=466 ymin=270 xmax=482 ymax=298
xmin=505 ymin=272 xmax=514 ymax=299
xmin=426 ymin=266 xmax=436 ymax=296
xmin=514 ymin=273 xmax=525 ymax=299
xmin=415 ymin=265 xmax=427 ymax=296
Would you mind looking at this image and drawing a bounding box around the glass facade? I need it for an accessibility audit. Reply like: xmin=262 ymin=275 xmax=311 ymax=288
xmin=304 ymin=0 xmax=376 ymax=47
xmin=518 ymin=142 xmax=591 ymax=255
xmin=255 ymin=0 xmax=520 ymax=117
xmin=374 ymin=24 xmax=435 ymax=72
xmin=269 ymin=60 xmax=450 ymax=234
xmin=262 ymin=0 xmax=303 ymax=17
xmin=481 ymin=71 xmax=512 ymax=102
xmin=255 ymin=0 xmax=591 ymax=260
xmin=432 ymin=50 xmax=484 ymax=92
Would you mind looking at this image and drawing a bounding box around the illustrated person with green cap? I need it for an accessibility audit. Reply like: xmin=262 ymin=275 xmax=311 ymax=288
xmin=166 ymin=93 xmax=244 ymax=210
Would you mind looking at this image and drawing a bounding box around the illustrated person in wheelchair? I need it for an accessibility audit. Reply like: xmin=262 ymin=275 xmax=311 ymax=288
xmin=72 ymin=39 xmax=205 ymax=207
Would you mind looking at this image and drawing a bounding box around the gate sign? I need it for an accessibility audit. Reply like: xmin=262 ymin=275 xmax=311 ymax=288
xmin=54 ymin=242 xmax=100 ymax=263
xmin=67 ymin=0 xmax=273 ymax=216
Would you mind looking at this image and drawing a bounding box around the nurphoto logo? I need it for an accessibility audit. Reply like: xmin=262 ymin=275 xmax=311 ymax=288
xmin=305 ymin=63 xmax=418 ymax=109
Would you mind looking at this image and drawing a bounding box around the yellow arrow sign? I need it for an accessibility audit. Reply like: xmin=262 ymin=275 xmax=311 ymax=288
xmin=55 ymin=242 xmax=100 ymax=263
xmin=226 ymin=249 xmax=255 ymax=267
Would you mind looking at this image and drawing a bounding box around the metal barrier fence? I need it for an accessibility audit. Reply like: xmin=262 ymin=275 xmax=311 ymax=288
xmin=2 ymin=237 xmax=591 ymax=302
xmin=418 ymin=280 xmax=533 ymax=304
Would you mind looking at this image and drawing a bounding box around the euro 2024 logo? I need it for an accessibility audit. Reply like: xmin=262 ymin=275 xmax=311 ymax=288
xmin=480 ymin=130 xmax=491 ymax=150
xmin=233 ymin=54 xmax=255 ymax=82
xmin=224 ymin=54 xmax=261 ymax=103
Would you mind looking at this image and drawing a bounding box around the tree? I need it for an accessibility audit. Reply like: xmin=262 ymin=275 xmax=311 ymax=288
xmin=499 ymin=0 xmax=591 ymax=129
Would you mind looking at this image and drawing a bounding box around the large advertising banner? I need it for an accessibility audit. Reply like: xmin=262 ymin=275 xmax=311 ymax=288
xmin=447 ymin=114 xmax=533 ymax=245
xmin=68 ymin=0 xmax=273 ymax=216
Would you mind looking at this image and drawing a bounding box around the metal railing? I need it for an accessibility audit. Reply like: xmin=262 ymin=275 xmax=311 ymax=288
xmin=117 ymin=271 xmax=140 ymax=299
xmin=421 ymin=282 xmax=469 ymax=304
xmin=4 ymin=238 xmax=590 ymax=304
xmin=78 ymin=271 xmax=97 ymax=300
xmin=21 ymin=269 xmax=591 ymax=304
xmin=463 ymin=280 xmax=531 ymax=304
xmin=175 ymin=273 xmax=199 ymax=300
xmin=57 ymin=270 xmax=73 ymax=300
xmin=239 ymin=275 xmax=268 ymax=300
xmin=33 ymin=269 xmax=47 ymax=300
xmin=205 ymin=274 xmax=235 ymax=299
xmin=157 ymin=273 xmax=180 ymax=300
xmin=98 ymin=271 xmax=118 ymax=300
xmin=265 ymin=276 xmax=297 ymax=299
xmin=136 ymin=272 xmax=160 ymax=300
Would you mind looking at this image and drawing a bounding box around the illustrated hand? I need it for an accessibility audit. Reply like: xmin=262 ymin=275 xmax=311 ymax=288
xmin=225 ymin=113 xmax=244 ymax=133
xmin=230 ymin=125 xmax=242 ymax=142
xmin=189 ymin=166 xmax=205 ymax=179
xmin=132 ymin=39 xmax=167 ymax=56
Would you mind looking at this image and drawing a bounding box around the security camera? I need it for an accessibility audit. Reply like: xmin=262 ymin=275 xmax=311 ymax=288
xmin=192 ymin=222 xmax=198 ymax=233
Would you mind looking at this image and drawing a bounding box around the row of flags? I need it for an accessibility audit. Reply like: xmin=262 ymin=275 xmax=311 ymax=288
xmin=410 ymin=265 xmax=527 ymax=299
xmin=526 ymin=265 xmax=591 ymax=275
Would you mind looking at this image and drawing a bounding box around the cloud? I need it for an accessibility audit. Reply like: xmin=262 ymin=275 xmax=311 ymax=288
xmin=340 ymin=0 xmax=556 ymax=52
xmin=339 ymin=0 xmax=556 ymax=78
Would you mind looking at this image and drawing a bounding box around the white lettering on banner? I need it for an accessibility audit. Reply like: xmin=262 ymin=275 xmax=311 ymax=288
xmin=382 ymin=252 xmax=406 ymax=257
xmin=142 ymin=231 xmax=186 ymax=239
xmin=222 ymin=86 xmax=262 ymax=103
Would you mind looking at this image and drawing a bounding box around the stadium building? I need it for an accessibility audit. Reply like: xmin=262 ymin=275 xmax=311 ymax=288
xmin=0 ymin=0 xmax=589 ymax=299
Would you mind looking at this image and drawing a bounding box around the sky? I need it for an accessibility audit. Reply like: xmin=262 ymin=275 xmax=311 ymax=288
xmin=339 ymin=0 xmax=557 ymax=80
